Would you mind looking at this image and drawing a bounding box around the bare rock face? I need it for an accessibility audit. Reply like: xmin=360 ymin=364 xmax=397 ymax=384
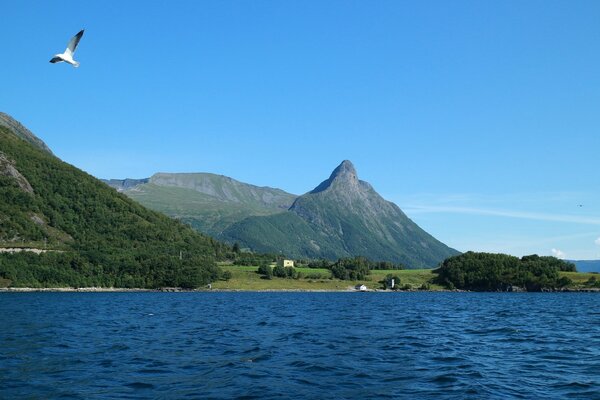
xmin=290 ymin=160 xmax=408 ymax=239
xmin=0 ymin=152 xmax=33 ymax=194
xmin=310 ymin=160 xmax=360 ymax=194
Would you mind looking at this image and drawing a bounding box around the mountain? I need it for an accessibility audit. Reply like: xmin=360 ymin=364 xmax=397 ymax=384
xmin=0 ymin=112 xmax=53 ymax=154
xmin=221 ymin=160 xmax=459 ymax=268
xmin=570 ymin=260 xmax=600 ymax=273
xmin=0 ymin=114 xmax=230 ymax=288
xmin=104 ymin=173 xmax=297 ymax=236
xmin=103 ymin=178 xmax=149 ymax=191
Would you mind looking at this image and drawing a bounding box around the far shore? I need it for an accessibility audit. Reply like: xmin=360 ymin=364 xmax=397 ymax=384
xmin=0 ymin=287 xmax=387 ymax=293
xmin=1 ymin=287 xmax=598 ymax=293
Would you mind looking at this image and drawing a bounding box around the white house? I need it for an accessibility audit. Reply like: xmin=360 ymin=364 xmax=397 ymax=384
xmin=277 ymin=259 xmax=294 ymax=268
xmin=355 ymin=284 xmax=367 ymax=291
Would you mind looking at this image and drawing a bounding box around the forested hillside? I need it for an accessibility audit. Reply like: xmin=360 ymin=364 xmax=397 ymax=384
xmin=0 ymin=121 xmax=232 ymax=288
xmin=222 ymin=161 xmax=459 ymax=268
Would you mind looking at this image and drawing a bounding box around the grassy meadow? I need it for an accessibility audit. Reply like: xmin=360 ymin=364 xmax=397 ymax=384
xmin=212 ymin=264 xmax=444 ymax=291
xmin=212 ymin=264 xmax=599 ymax=291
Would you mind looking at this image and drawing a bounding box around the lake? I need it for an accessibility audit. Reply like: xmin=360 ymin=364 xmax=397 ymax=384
xmin=0 ymin=292 xmax=598 ymax=399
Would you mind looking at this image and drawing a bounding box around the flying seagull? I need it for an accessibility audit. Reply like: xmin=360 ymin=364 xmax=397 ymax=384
xmin=50 ymin=30 xmax=85 ymax=67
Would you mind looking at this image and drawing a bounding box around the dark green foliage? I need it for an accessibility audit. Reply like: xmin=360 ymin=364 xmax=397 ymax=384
xmin=375 ymin=261 xmax=404 ymax=270
xmin=233 ymin=252 xmax=277 ymax=266
xmin=284 ymin=266 xmax=297 ymax=279
xmin=380 ymin=273 xmax=401 ymax=290
xmin=435 ymin=252 xmax=576 ymax=291
xmin=0 ymin=126 xmax=229 ymax=288
xmin=329 ymin=256 xmax=402 ymax=281
xmin=272 ymin=264 xmax=287 ymax=278
xmin=521 ymin=254 xmax=576 ymax=272
xmin=269 ymin=264 xmax=298 ymax=279
xmin=221 ymin=270 xmax=233 ymax=281
xmin=257 ymin=262 xmax=272 ymax=279
xmin=585 ymin=276 xmax=600 ymax=288
xmin=330 ymin=256 xmax=372 ymax=280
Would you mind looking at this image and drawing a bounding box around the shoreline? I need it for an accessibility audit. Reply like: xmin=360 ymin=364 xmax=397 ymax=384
xmin=0 ymin=287 xmax=598 ymax=293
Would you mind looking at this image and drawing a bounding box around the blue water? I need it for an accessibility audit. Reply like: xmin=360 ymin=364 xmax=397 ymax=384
xmin=0 ymin=293 xmax=598 ymax=399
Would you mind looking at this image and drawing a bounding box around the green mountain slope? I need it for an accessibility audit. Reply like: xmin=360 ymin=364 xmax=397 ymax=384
xmin=0 ymin=117 xmax=231 ymax=288
xmin=222 ymin=161 xmax=459 ymax=268
xmin=220 ymin=211 xmax=344 ymax=259
xmin=0 ymin=113 xmax=53 ymax=154
xmin=105 ymin=173 xmax=297 ymax=237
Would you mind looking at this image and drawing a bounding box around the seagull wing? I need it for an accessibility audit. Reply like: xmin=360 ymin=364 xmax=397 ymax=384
xmin=65 ymin=29 xmax=84 ymax=56
xmin=49 ymin=56 xmax=63 ymax=63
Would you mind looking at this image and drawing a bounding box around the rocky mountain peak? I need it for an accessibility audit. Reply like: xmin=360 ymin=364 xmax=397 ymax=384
xmin=331 ymin=160 xmax=357 ymax=181
xmin=310 ymin=160 xmax=360 ymax=193
xmin=229 ymin=159 xmax=459 ymax=267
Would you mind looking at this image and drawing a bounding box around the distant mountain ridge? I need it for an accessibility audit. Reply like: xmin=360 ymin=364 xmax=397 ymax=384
xmin=221 ymin=161 xmax=459 ymax=268
xmin=102 ymin=178 xmax=149 ymax=191
xmin=570 ymin=260 xmax=600 ymax=273
xmin=109 ymin=160 xmax=458 ymax=267
xmin=103 ymin=173 xmax=297 ymax=237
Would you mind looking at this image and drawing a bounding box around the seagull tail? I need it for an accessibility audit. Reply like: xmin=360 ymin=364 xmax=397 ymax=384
xmin=72 ymin=61 xmax=80 ymax=68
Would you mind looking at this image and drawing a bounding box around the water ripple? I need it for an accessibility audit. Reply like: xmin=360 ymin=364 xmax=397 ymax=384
xmin=0 ymin=292 xmax=598 ymax=399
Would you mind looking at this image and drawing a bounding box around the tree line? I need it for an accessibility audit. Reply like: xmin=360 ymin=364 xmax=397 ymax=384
xmin=434 ymin=252 xmax=575 ymax=291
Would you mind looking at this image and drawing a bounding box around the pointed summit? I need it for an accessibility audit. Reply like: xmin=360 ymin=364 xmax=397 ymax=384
xmin=330 ymin=160 xmax=358 ymax=182
xmin=223 ymin=159 xmax=459 ymax=267
xmin=311 ymin=160 xmax=360 ymax=193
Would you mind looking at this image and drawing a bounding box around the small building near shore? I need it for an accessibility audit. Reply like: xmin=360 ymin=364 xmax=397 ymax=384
xmin=277 ymin=259 xmax=294 ymax=268
xmin=355 ymin=284 xmax=367 ymax=291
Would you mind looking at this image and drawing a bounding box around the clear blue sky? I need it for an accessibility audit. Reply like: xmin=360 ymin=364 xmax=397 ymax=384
xmin=2 ymin=1 xmax=600 ymax=259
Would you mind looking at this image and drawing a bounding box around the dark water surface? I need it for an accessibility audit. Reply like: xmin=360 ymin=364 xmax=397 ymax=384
xmin=0 ymin=292 xmax=598 ymax=399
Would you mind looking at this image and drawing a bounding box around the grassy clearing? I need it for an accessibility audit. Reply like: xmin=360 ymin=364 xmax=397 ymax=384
xmin=212 ymin=265 xmax=598 ymax=291
xmin=212 ymin=265 xmax=440 ymax=291
xmin=560 ymin=271 xmax=598 ymax=286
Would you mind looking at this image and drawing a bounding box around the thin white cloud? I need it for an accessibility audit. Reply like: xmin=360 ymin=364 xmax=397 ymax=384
xmin=403 ymin=205 xmax=600 ymax=226
xmin=551 ymin=248 xmax=566 ymax=259
xmin=595 ymin=237 xmax=600 ymax=246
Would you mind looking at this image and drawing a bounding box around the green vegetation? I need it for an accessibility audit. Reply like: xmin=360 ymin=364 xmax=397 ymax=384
xmin=380 ymin=273 xmax=402 ymax=290
xmin=1 ymin=117 xmax=595 ymax=292
xmin=110 ymin=173 xmax=296 ymax=238
xmin=435 ymin=252 xmax=576 ymax=291
xmin=209 ymin=263 xmax=590 ymax=291
xmin=0 ymin=112 xmax=53 ymax=154
xmin=330 ymin=256 xmax=372 ymax=280
xmin=0 ymin=126 xmax=233 ymax=288
xmin=257 ymin=262 xmax=273 ymax=279
xmin=221 ymin=161 xmax=459 ymax=268
xmin=561 ymin=271 xmax=600 ymax=288
xmin=211 ymin=265 xmax=443 ymax=290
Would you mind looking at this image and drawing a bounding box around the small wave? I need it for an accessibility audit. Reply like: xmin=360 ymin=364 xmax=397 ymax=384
xmin=137 ymin=368 xmax=170 ymax=374
xmin=125 ymin=382 xmax=155 ymax=390
xmin=429 ymin=374 xmax=459 ymax=385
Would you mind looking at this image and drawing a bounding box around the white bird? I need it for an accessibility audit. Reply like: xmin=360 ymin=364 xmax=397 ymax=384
xmin=50 ymin=30 xmax=85 ymax=67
